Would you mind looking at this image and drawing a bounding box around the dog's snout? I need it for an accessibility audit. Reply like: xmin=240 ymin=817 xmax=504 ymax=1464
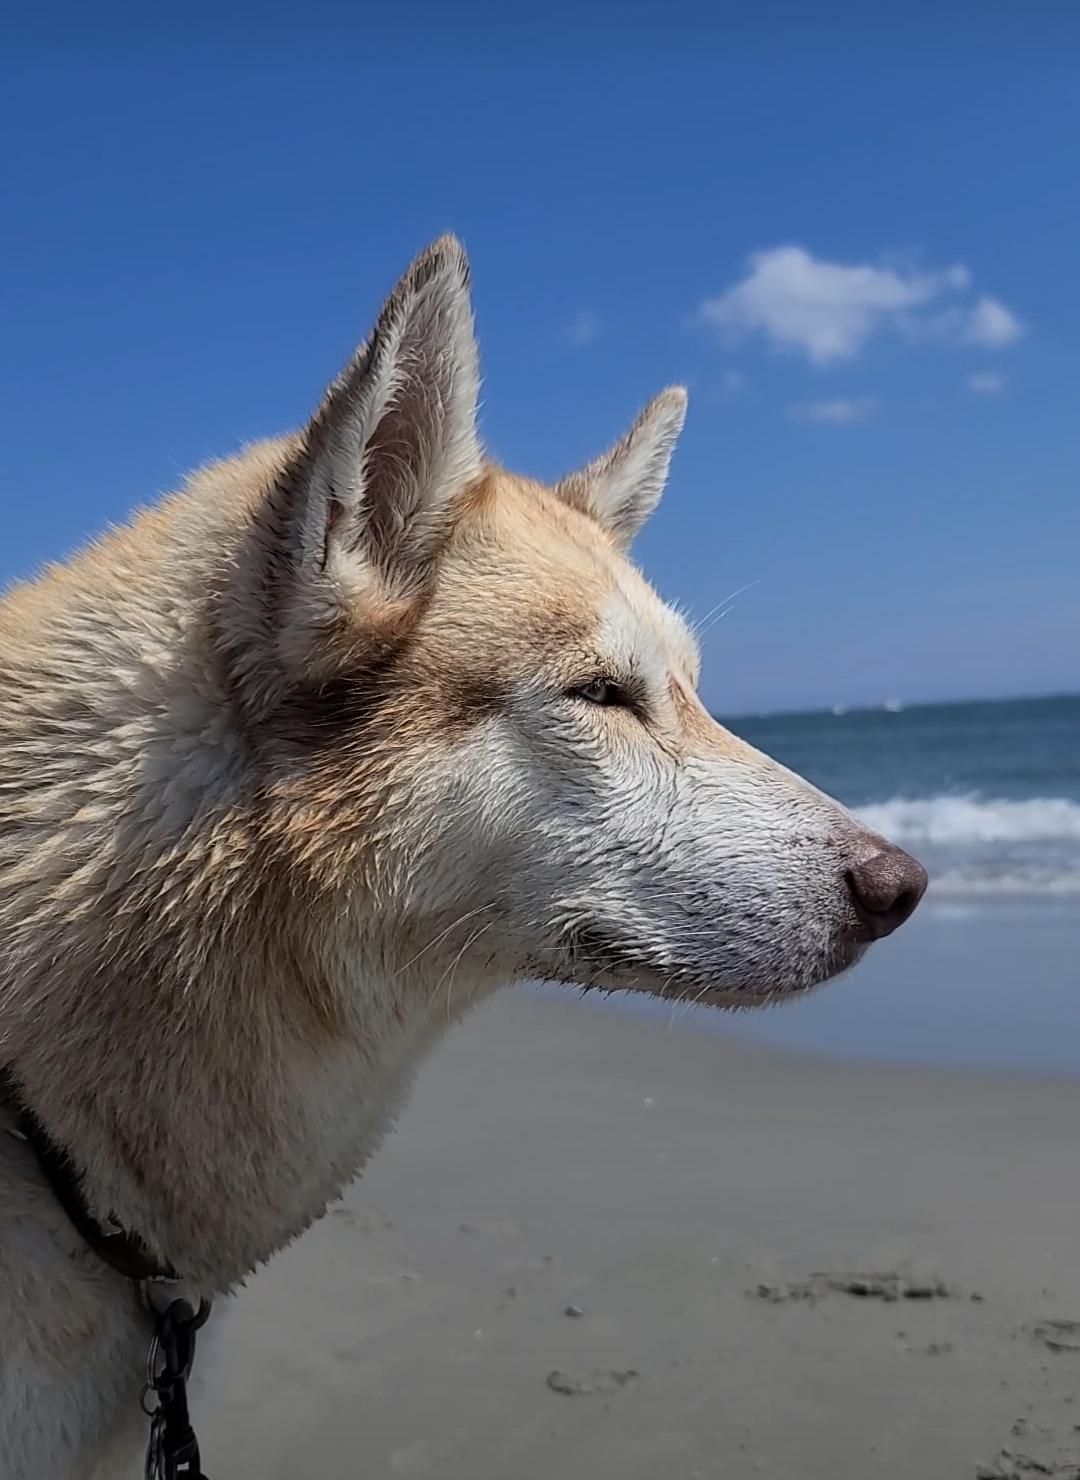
xmin=845 ymin=843 xmax=928 ymax=940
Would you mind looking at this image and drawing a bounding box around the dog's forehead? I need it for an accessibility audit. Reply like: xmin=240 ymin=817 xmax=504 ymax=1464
xmin=478 ymin=471 xmax=615 ymax=579
xmin=432 ymin=471 xmax=605 ymax=623
xmin=602 ymin=570 xmax=700 ymax=682
xmin=441 ymin=469 xmax=698 ymax=675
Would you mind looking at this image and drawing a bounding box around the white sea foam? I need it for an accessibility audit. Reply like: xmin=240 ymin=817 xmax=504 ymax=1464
xmin=929 ymin=871 xmax=1080 ymax=896
xmin=854 ymin=794 xmax=1080 ymax=895
xmin=856 ymin=794 xmax=1080 ymax=847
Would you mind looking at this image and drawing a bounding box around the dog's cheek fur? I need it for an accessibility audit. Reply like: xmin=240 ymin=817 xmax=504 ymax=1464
xmin=368 ymin=569 xmax=865 ymax=1003
xmin=470 ymin=730 xmax=844 ymax=999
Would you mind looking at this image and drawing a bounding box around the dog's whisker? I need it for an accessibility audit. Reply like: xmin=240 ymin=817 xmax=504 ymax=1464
xmin=436 ymin=921 xmax=494 ymax=1023
xmin=691 ymin=581 xmax=759 ymax=640
xmin=666 ymin=975 xmax=700 ymax=1031
xmin=423 ymin=920 xmax=493 ymax=1013
xmin=674 ymin=979 xmax=717 ymax=1026
xmin=393 ymin=905 xmax=495 ymax=978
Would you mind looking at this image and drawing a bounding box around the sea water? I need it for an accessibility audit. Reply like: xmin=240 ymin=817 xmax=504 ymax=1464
xmin=733 ymin=693 xmax=1080 ymax=897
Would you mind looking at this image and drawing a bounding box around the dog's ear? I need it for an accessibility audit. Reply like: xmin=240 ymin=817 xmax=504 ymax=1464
xmin=555 ymin=388 xmax=687 ymax=551
xmin=287 ymin=235 xmax=482 ymax=597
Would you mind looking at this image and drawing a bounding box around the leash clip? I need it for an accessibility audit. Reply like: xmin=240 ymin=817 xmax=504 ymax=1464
xmin=141 ymin=1295 xmax=212 ymax=1480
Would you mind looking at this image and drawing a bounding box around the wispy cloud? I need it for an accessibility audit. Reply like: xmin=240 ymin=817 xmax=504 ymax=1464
xmin=788 ymin=397 xmax=878 ymax=425
xmin=968 ymin=371 xmax=1007 ymax=395
xmin=719 ymin=369 xmax=745 ymax=396
xmin=961 ymin=297 xmax=1024 ymax=347
xmin=563 ymin=308 xmax=602 ymax=347
xmin=697 ymin=246 xmax=1023 ymax=365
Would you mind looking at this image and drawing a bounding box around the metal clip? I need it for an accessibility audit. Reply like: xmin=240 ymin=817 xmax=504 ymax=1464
xmin=142 ymin=1296 xmax=212 ymax=1480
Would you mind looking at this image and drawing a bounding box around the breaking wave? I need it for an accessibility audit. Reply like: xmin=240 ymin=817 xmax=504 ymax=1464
xmin=854 ymin=795 xmax=1080 ymax=896
xmin=856 ymin=795 xmax=1080 ymax=847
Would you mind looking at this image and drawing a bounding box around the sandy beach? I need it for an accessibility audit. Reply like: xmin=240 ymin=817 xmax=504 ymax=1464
xmin=199 ymin=942 xmax=1080 ymax=1480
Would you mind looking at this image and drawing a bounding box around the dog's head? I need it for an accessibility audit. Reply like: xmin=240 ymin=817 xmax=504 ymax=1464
xmin=230 ymin=237 xmax=925 ymax=1010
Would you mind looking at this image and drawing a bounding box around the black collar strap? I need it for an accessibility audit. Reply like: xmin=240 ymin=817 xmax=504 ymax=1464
xmin=1 ymin=1068 xmax=179 ymax=1284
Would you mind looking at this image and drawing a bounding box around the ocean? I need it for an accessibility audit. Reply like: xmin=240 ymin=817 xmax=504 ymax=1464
xmin=729 ymin=693 xmax=1080 ymax=897
xmin=611 ymin=694 xmax=1080 ymax=1075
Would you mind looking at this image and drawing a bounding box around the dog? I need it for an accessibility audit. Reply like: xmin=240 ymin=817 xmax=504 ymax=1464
xmin=0 ymin=237 xmax=926 ymax=1478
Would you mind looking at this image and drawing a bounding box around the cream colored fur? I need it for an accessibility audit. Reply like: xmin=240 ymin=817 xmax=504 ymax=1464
xmin=0 ymin=238 xmax=919 ymax=1478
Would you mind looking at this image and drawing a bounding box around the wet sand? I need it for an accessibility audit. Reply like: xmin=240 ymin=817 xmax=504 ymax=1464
xmin=201 ymin=984 xmax=1080 ymax=1480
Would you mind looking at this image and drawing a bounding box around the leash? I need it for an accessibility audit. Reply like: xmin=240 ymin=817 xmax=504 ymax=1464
xmin=1 ymin=1068 xmax=213 ymax=1479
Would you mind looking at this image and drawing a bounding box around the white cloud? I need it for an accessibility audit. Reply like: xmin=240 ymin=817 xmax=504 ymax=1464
xmin=564 ymin=308 xmax=602 ymax=347
xmin=968 ymin=371 xmax=1006 ymax=395
xmin=962 ymin=296 xmax=1024 ymax=347
xmin=698 ymin=246 xmax=1023 ymax=365
xmin=788 ymin=397 xmax=878 ymax=425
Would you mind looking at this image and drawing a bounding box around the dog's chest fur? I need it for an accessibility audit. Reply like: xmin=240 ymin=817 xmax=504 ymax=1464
xmin=1 ymin=955 xmax=462 ymax=1479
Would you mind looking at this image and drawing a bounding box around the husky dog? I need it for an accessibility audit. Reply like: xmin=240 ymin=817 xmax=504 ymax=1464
xmin=0 ymin=238 xmax=925 ymax=1478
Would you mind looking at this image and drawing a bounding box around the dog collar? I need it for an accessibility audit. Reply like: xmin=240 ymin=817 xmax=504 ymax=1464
xmin=0 ymin=1066 xmax=179 ymax=1283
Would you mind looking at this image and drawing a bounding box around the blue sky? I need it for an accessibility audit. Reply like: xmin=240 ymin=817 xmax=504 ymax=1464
xmin=3 ymin=2 xmax=1078 ymax=713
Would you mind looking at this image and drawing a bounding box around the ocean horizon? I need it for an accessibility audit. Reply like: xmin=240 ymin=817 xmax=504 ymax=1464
xmin=722 ymin=688 xmax=1079 ymax=723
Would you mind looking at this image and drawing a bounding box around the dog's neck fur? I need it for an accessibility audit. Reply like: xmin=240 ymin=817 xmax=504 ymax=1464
xmin=0 ymin=443 xmax=502 ymax=1292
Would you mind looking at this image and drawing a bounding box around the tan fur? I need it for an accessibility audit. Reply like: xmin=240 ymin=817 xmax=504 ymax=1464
xmin=0 ymin=444 xmax=648 ymax=1282
xmin=669 ymin=676 xmax=755 ymax=758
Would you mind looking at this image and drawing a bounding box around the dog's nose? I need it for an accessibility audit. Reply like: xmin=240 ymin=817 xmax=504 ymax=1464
xmin=846 ymin=844 xmax=928 ymax=940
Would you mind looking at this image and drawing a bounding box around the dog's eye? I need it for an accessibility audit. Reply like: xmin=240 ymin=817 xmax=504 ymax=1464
xmin=573 ymin=678 xmax=626 ymax=707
